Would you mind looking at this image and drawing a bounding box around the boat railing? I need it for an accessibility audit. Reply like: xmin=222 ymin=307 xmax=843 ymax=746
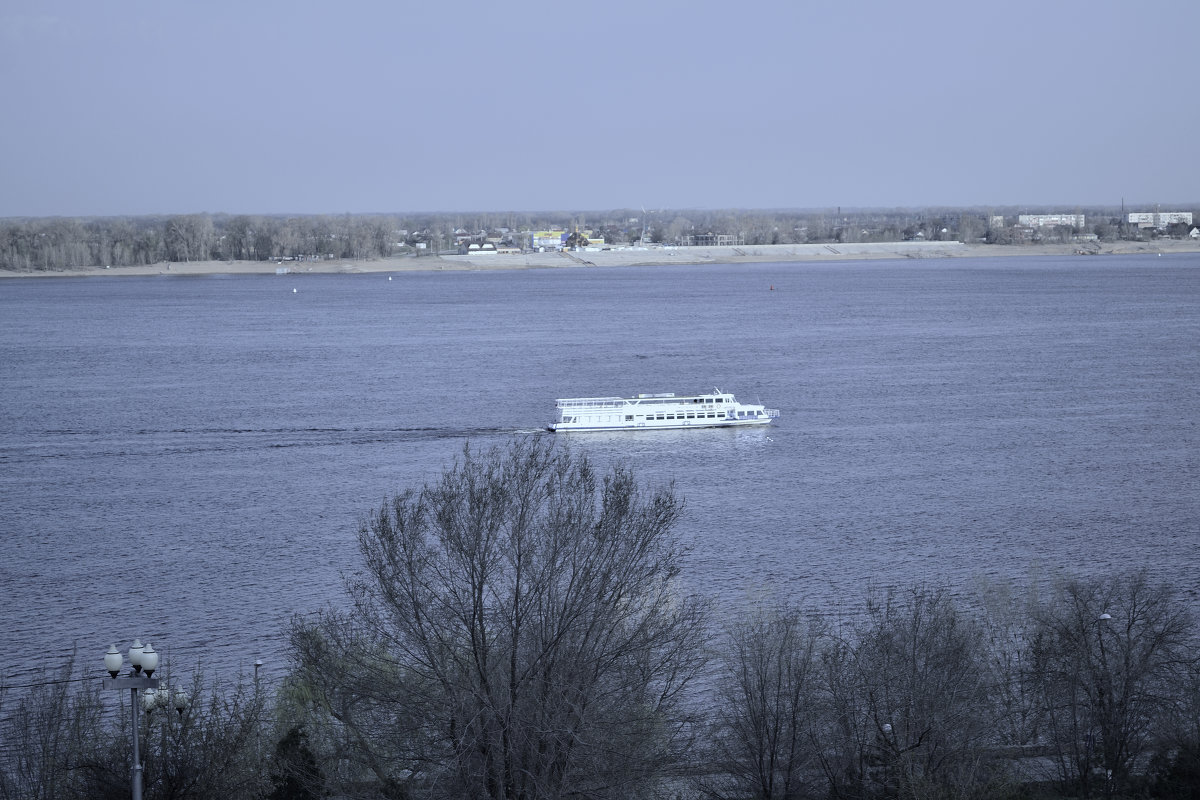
xmin=555 ymin=397 xmax=628 ymax=410
xmin=765 ymin=408 xmax=780 ymax=418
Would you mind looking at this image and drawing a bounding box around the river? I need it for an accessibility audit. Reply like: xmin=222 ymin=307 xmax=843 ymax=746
xmin=2 ymin=255 xmax=1197 ymax=689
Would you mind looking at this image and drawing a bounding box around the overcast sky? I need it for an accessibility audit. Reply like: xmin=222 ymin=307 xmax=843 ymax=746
xmin=2 ymin=0 xmax=1196 ymax=217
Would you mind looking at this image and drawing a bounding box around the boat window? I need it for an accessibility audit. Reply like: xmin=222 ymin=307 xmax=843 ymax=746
xmin=625 ymin=415 xmax=633 ymax=421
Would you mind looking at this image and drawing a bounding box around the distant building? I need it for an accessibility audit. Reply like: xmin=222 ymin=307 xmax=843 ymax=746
xmin=531 ymin=230 xmax=567 ymax=250
xmin=1018 ymin=214 xmax=1085 ymax=228
xmin=679 ymin=232 xmax=745 ymax=246
xmin=454 ymin=229 xmax=487 ymax=246
xmin=1128 ymin=211 xmax=1193 ymax=229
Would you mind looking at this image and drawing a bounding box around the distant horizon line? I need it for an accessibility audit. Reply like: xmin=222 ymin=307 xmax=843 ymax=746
xmin=5 ymin=200 xmax=1200 ymax=221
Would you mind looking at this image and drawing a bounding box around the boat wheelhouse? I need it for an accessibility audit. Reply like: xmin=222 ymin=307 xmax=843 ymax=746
xmin=548 ymin=390 xmax=779 ymax=432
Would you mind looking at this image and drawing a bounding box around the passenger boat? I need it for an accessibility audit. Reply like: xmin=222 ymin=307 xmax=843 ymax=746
xmin=548 ymin=390 xmax=779 ymax=432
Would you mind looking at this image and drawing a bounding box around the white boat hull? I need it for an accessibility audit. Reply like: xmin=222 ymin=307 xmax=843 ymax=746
xmin=549 ymin=418 xmax=773 ymax=433
xmin=548 ymin=390 xmax=779 ymax=433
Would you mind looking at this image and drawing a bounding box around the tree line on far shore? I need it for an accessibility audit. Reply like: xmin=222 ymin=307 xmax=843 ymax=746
xmin=4 ymin=204 xmax=1187 ymax=272
xmin=0 ymin=213 xmax=403 ymax=272
xmin=3 ymin=439 xmax=1198 ymax=799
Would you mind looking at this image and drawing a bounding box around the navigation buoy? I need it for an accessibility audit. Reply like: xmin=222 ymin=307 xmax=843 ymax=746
xmin=388 ymin=276 xmax=392 ymax=281
xmin=292 ymin=288 xmax=297 ymax=293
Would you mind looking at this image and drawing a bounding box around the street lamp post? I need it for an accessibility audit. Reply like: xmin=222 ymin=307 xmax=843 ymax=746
xmin=1095 ymin=612 xmax=1113 ymax=799
xmin=104 ymin=640 xmax=160 ymax=800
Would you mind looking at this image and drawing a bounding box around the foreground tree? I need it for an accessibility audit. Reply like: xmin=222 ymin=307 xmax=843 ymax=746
xmin=1030 ymin=571 xmax=1195 ymax=798
xmin=704 ymin=603 xmax=825 ymax=800
xmin=820 ymin=587 xmax=996 ymax=799
xmin=290 ymin=437 xmax=709 ymax=799
xmin=0 ymin=657 xmax=104 ymax=800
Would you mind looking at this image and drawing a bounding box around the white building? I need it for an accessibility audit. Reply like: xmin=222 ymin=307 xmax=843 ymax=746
xmin=1128 ymin=211 xmax=1193 ymax=229
xmin=530 ymin=230 xmax=567 ymax=250
xmin=1018 ymin=214 xmax=1085 ymax=228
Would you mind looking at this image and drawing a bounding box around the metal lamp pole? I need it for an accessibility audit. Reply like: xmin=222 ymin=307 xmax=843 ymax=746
xmin=104 ymin=640 xmax=161 ymax=800
xmin=881 ymin=722 xmax=895 ymax=798
xmin=1095 ymin=612 xmax=1113 ymax=799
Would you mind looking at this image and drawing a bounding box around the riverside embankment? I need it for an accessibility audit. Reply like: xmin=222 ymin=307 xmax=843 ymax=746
xmin=4 ymin=239 xmax=1198 ymax=277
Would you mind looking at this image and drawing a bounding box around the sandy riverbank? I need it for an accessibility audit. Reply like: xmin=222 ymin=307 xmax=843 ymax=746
xmin=3 ymin=239 xmax=1198 ymax=278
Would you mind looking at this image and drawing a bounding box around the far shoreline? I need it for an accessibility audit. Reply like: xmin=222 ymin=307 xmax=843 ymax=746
xmin=3 ymin=239 xmax=1198 ymax=279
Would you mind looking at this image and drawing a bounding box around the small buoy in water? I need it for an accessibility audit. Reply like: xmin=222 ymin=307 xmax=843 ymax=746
xmin=769 ymin=285 xmax=775 ymax=291
xmin=388 ymin=276 xmax=392 ymax=281
xmin=292 ymin=288 xmax=297 ymax=293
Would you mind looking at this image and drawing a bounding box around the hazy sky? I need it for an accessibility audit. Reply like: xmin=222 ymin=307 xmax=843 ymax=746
xmin=2 ymin=0 xmax=1197 ymax=217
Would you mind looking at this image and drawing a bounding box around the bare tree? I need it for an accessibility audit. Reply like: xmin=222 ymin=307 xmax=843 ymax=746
xmin=0 ymin=657 xmax=105 ymax=800
xmin=1030 ymin=571 xmax=1195 ymax=798
xmin=704 ymin=602 xmax=825 ymax=800
xmin=289 ymin=437 xmax=710 ymax=800
xmin=819 ymin=586 xmax=995 ymax=800
xmin=972 ymin=576 xmax=1045 ymax=755
xmin=1146 ymin=655 xmax=1200 ymax=797
xmin=164 ymin=215 xmax=214 ymax=263
xmin=138 ymin=675 xmax=270 ymax=800
xmin=221 ymin=216 xmax=254 ymax=261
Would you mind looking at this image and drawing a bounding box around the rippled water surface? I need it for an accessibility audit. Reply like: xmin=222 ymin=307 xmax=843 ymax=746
xmin=3 ymin=256 xmax=1198 ymax=687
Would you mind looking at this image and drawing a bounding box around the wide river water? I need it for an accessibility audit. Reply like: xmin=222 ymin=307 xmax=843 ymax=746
xmin=2 ymin=255 xmax=1198 ymax=689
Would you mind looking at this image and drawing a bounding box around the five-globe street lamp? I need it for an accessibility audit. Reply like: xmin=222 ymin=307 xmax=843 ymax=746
xmin=103 ymin=639 xmax=161 ymax=800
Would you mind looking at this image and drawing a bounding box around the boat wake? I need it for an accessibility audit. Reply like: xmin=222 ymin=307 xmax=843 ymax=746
xmin=2 ymin=425 xmax=545 ymax=463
